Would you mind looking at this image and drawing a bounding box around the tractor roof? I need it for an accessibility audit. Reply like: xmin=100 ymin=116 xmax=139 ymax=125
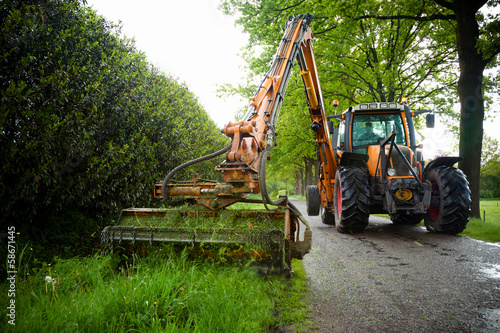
xmin=349 ymin=102 xmax=405 ymax=112
xmin=329 ymin=102 xmax=406 ymax=119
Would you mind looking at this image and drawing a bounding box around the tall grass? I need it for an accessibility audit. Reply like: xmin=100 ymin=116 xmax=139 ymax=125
xmin=1 ymin=246 xmax=311 ymax=332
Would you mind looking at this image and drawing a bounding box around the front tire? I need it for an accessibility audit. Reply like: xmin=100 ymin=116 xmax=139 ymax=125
xmin=423 ymin=166 xmax=471 ymax=234
xmin=306 ymin=185 xmax=320 ymax=216
xmin=333 ymin=166 xmax=370 ymax=233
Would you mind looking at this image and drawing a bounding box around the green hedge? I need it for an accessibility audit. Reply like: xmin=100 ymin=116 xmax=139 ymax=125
xmin=0 ymin=0 xmax=228 ymax=231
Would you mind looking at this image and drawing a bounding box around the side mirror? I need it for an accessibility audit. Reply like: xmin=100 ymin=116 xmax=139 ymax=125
xmin=328 ymin=120 xmax=334 ymax=134
xmin=328 ymin=120 xmax=339 ymax=147
xmin=426 ymin=113 xmax=435 ymax=128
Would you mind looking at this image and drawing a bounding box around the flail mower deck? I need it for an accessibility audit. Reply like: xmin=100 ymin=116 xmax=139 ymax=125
xmin=102 ymin=204 xmax=311 ymax=271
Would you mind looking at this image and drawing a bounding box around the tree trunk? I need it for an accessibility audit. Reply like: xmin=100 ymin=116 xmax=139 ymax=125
xmin=455 ymin=0 xmax=487 ymax=218
xmin=305 ymin=158 xmax=313 ymax=188
xmin=295 ymin=169 xmax=303 ymax=195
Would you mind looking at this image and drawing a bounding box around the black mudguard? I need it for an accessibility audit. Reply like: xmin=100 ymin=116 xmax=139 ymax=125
xmin=423 ymin=156 xmax=463 ymax=177
xmin=339 ymin=152 xmax=369 ymax=168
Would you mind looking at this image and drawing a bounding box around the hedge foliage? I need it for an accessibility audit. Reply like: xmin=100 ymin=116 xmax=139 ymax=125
xmin=0 ymin=0 xmax=229 ymax=229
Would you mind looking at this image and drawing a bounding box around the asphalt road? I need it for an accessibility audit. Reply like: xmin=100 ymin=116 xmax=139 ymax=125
xmin=290 ymin=198 xmax=500 ymax=333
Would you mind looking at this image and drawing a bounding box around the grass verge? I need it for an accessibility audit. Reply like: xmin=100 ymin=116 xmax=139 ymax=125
xmin=1 ymin=246 xmax=311 ymax=332
xmin=459 ymin=218 xmax=500 ymax=243
xmin=271 ymin=259 xmax=312 ymax=331
xmin=459 ymin=198 xmax=500 ymax=243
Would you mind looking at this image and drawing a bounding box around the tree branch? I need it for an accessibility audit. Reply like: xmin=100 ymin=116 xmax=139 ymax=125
xmin=314 ymin=25 xmax=338 ymax=35
xmin=484 ymin=45 xmax=500 ymax=65
xmin=355 ymin=13 xmax=455 ymax=22
xmin=432 ymin=0 xmax=455 ymax=11
xmin=270 ymin=0 xmax=306 ymax=13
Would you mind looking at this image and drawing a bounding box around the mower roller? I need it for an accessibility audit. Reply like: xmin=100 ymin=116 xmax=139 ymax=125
xmin=101 ymin=205 xmax=311 ymax=269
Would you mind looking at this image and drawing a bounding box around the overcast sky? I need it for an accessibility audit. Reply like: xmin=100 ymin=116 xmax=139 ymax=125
xmin=85 ymin=0 xmax=248 ymax=127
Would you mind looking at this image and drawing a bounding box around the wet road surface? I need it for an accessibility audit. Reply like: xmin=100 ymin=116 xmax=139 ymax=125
xmin=291 ymin=198 xmax=500 ymax=332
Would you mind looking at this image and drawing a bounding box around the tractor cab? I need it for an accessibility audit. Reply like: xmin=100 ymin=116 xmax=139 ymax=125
xmin=351 ymin=112 xmax=407 ymax=154
xmin=331 ymin=102 xmax=416 ymax=155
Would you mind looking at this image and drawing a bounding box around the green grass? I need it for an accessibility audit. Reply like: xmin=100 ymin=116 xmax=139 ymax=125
xmin=1 ymin=247 xmax=310 ymax=332
xmin=477 ymin=198 xmax=500 ymax=222
xmin=271 ymin=259 xmax=311 ymax=330
xmin=459 ymin=198 xmax=500 ymax=243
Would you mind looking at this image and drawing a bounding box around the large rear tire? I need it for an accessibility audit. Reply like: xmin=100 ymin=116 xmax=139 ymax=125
xmin=333 ymin=166 xmax=370 ymax=233
xmin=306 ymin=185 xmax=320 ymax=216
xmin=423 ymin=166 xmax=471 ymax=234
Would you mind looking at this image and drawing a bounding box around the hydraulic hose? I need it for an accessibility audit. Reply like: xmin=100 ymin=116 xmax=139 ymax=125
xmin=161 ymin=143 xmax=232 ymax=206
xmin=287 ymin=201 xmax=311 ymax=229
xmin=259 ymin=147 xmax=287 ymax=210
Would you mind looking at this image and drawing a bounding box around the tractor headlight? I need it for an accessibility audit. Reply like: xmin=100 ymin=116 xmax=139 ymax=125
xmin=387 ymin=168 xmax=396 ymax=177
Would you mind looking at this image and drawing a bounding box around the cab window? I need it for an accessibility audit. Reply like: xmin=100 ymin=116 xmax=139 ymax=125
xmin=352 ymin=113 xmax=406 ymax=152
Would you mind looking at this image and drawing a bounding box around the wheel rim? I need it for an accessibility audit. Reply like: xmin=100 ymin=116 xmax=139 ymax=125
xmin=428 ymin=205 xmax=439 ymax=221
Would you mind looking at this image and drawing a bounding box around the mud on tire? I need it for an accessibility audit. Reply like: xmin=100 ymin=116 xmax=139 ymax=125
xmin=423 ymin=166 xmax=471 ymax=234
xmin=334 ymin=166 xmax=370 ymax=233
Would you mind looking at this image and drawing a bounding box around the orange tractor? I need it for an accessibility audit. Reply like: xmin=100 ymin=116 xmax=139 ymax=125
xmin=306 ymin=102 xmax=471 ymax=234
xmin=102 ymin=14 xmax=471 ymax=272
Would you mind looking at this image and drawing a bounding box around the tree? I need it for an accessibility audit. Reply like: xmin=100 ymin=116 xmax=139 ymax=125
xmin=479 ymin=135 xmax=500 ymax=197
xmin=219 ymin=0 xmax=463 ymax=191
xmin=480 ymin=159 xmax=500 ymax=198
xmin=351 ymin=0 xmax=500 ymax=217
xmin=482 ymin=135 xmax=500 ymax=165
xmin=221 ymin=0 xmax=500 ymax=218
xmin=272 ymin=84 xmax=319 ymax=194
xmin=438 ymin=0 xmax=500 ymax=217
xmin=221 ymin=0 xmax=458 ymax=105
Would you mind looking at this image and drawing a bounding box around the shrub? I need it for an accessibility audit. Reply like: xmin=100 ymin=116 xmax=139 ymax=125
xmin=0 ymin=0 xmax=228 ymax=235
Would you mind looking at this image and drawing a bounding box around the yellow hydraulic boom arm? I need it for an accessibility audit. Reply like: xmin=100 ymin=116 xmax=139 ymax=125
xmin=160 ymin=14 xmax=337 ymax=210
